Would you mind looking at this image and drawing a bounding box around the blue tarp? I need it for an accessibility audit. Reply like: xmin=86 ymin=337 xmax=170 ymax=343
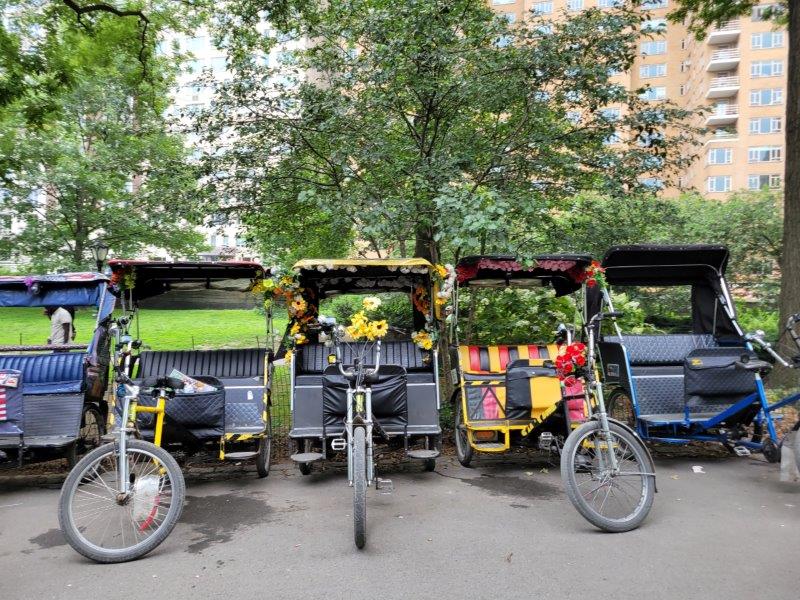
xmin=0 ymin=272 xmax=115 ymax=321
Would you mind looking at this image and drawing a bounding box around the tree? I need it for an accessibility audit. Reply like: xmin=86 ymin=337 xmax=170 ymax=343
xmin=198 ymin=0 xmax=701 ymax=264
xmin=669 ymin=0 xmax=798 ymax=369
xmin=0 ymin=21 xmax=204 ymax=270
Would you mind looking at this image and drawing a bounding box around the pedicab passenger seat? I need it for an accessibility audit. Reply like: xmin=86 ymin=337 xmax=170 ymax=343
xmin=0 ymin=353 xmax=86 ymax=448
xmin=0 ymin=370 xmax=24 ymax=452
xmin=136 ymin=348 xmax=268 ymax=435
xmin=604 ymin=334 xmax=721 ymax=423
xmin=321 ymin=365 xmax=408 ymax=435
xmin=457 ymin=345 xmax=573 ymax=422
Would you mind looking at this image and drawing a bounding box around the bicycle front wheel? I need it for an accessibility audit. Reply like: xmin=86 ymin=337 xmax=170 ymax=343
xmin=353 ymin=427 xmax=367 ymax=549
xmin=561 ymin=420 xmax=655 ymax=532
xmin=58 ymin=439 xmax=186 ymax=563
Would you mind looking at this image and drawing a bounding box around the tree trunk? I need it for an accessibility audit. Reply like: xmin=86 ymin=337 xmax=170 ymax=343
xmin=775 ymin=0 xmax=800 ymax=386
xmin=414 ymin=226 xmax=438 ymax=262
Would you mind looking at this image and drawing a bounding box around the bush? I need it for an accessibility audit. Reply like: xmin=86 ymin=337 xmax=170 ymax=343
xmin=320 ymin=293 xmax=415 ymax=333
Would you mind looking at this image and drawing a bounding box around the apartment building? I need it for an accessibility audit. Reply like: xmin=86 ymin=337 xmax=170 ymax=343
xmin=489 ymin=0 xmax=788 ymax=195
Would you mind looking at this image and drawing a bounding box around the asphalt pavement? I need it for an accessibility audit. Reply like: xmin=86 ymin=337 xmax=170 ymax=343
xmin=1 ymin=452 xmax=798 ymax=600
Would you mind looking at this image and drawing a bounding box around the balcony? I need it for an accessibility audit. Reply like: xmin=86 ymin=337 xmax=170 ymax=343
xmin=707 ymin=20 xmax=741 ymax=45
xmin=706 ymin=75 xmax=740 ymax=98
xmin=706 ymin=48 xmax=740 ymax=72
xmin=705 ymin=104 xmax=739 ymax=126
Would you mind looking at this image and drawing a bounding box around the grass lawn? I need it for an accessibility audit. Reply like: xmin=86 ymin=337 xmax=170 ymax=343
xmin=1 ymin=307 xmax=287 ymax=351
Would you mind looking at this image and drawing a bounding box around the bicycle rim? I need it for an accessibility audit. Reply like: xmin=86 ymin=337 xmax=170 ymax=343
xmin=64 ymin=445 xmax=180 ymax=556
xmin=568 ymin=424 xmax=651 ymax=526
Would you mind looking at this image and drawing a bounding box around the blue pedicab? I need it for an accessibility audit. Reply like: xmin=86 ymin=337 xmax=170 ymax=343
xmin=597 ymin=244 xmax=796 ymax=461
xmin=0 ymin=272 xmax=115 ymax=466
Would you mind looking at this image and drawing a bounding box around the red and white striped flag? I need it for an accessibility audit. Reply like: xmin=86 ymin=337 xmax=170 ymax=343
xmin=0 ymin=387 xmax=7 ymax=421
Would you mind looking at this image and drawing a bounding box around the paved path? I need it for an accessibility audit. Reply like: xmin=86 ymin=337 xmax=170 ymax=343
xmin=1 ymin=454 xmax=798 ymax=600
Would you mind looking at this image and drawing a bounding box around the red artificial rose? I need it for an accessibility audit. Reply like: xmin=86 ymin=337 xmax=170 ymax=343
xmin=563 ymin=375 xmax=577 ymax=387
xmin=591 ymin=260 xmax=601 ymax=268
xmin=575 ymin=354 xmax=586 ymax=367
xmin=572 ymin=342 xmax=586 ymax=353
xmin=562 ymin=362 xmax=574 ymax=374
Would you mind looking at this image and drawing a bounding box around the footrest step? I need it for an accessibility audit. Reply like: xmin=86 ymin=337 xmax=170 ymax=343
xmin=474 ymin=442 xmax=505 ymax=449
xmin=407 ymin=449 xmax=440 ymax=460
xmin=224 ymin=451 xmax=258 ymax=460
xmin=291 ymin=452 xmax=324 ymax=464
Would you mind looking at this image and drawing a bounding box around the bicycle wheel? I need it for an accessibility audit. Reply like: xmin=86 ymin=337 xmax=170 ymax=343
xmin=353 ymin=426 xmax=367 ymax=549
xmin=454 ymin=399 xmax=474 ymax=467
xmin=561 ymin=420 xmax=655 ymax=533
xmin=58 ymin=439 xmax=186 ymax=563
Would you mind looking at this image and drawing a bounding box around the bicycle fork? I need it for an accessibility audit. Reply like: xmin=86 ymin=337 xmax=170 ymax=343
xmin=346 ymin=386 xmax=374 ymax=486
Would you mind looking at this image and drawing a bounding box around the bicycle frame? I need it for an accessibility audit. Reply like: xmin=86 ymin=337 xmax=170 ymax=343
xmin=324 ymin=322 xmax=383 ymax=487
xmin=115 ymin=381 xmax=168 ymax=495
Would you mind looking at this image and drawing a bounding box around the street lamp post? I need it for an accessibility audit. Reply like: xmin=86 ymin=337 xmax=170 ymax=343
xmin=90 ymin=240 xmax=110 ymax=273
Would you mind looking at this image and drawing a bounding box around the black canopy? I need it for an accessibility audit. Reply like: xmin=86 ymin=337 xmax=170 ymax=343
xmin=600 ymin=245 xmax=739 ymax=337
xmin=109 ymin=260 xmax=268 ymax=308
xmin=602 ymin=244 xmax=729 ymax=286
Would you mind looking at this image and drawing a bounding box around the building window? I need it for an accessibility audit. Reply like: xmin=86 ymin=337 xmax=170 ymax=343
xmin=639 ymin=86 xmax=666 ymax=101
xmin=567 ymin=0 xmax=583 ymax=11
xmin=598 ymin=0 xmax=622 ymax=7
xmin=640 ymin=177 xmax=664 ymax=189
xmin=532 ymin=1 xmax=553 ymax=14
xmin=492 ymin=0 xmax=515 ymax=4
xmin=184 ymin=36 xmax=207 ymax=54
xmin=751 ymin=60 xmax=783 ymax=78
xmin=752 ymin=4 xmax=781 ymax=21
xmin=600 ymin=107 xmax=621 ymax=121
xmin=749 ymin=88 xmax=782 ymax=106
xmin=566 ymin=110 xmax=581 ymax=124
xmin=749 ymin=117 xmax=782 ymax=134
xmin=639 ymin=63 xmax=667 ymax=78
xmin=707 ymin=147 xmax=733 ymax=165
xmin=642 ymin=18 xmax=666 ymax=32
xmin=642 ymin=0 xmax=668 ymax=8
xmin=751 ymin=31 xmax=783 ymax=49
xmin=748 ymin=174 xmax=782 ymax=189
xmin=748 ymin=146 xmax=782 ymax=162
xmin=707 ymin=176 xmax=732 ymax=193
xmin=641 ymin=40 xmax=667 ymax=55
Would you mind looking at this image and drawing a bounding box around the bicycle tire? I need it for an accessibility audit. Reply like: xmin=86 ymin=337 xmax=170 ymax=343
xmin=255 ymin=424 xmax=272 ymax=478
xmin=454 ymin=399 xmax=474 ymax=467
xmin=353 ymin=427 xmax=367 ymax=549
xmin=561 ymin=420 xmax=654 ymax=532
xmin=58 ymin=439 xmax=185 ymax=563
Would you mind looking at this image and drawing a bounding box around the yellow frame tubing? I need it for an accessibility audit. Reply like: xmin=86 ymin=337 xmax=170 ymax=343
xmin=133 ymin=396 xmax=167 ymax=448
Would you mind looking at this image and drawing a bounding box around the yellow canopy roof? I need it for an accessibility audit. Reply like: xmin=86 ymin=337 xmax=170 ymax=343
xmin=293 ymin=258 xmax=434 ymax=271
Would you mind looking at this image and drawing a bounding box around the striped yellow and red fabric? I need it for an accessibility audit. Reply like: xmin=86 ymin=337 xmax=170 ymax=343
xmin=457 ymin=344 xmax=559 ymax=374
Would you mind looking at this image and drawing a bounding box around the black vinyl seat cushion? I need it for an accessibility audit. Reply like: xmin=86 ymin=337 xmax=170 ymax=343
xmin=136 ymin=348 xmax=266 ymax=379
xmin=297 ymin=342 xmax=428 ymax=373
xmin=322 ymin=365 xmax=408 ymax=428
xmin=605 ymin=334 xmax=718 ymax=366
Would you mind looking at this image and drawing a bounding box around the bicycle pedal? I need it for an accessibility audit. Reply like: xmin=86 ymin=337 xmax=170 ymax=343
xmin=538 ymin=432 xmax=554 ymax=451
xmin=331 ymin=437 xmax=347 ymax=452
xmin=375 ymin=477 xmax=394 ymax=494
xmin=733 ymin=445 xmax=751 ymax=457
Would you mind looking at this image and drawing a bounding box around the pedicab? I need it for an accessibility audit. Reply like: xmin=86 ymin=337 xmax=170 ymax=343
xmin=58 ymin=260 xmax=276 ymax=563
xmin=284 ymin=258 xmax=444 ymax=548
xmin=598 ymin=244 xmax=796 ymax=461
xmin=0 ymin=272 xmax=115 ymax=467
xmin=450 ymin=254 xmax=594 ymax=466
xmin=105 ymin=260 xmax=274 ymax=476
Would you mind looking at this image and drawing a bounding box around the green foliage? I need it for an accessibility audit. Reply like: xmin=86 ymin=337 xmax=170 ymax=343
xmin=672 ymin=189 xmax=782 ymax=306
xmin=0 ymin=5 xmax=206 ymax=270
xmin=735 ymin=302 xmax=779 ymax=341
xmin=321 ymin=293 xmax=415 ymax=333
xmin=457 ymin=287 xmax=578 ymax=345
xmin=198 ymin=0 xmax=701 ymax=262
